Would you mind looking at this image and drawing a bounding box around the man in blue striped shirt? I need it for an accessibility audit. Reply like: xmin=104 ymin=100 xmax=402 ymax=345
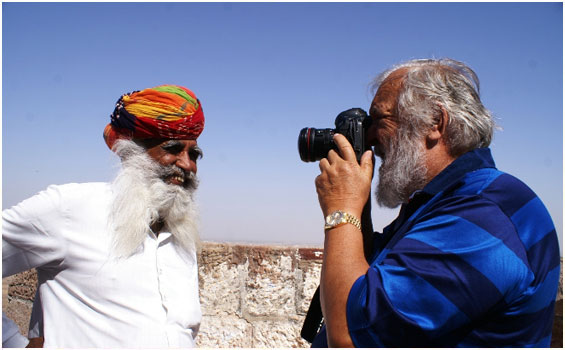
xmin=311 ymin=58 xmax=560 ymax=347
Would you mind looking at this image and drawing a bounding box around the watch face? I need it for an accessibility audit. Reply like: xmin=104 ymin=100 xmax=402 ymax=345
xmin=326 ymin=211 xmax=344 ymax=226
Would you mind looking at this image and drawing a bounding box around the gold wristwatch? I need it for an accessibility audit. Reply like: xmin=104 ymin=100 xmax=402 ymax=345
xmin=324 ymin=210 xmax=361 ymax=231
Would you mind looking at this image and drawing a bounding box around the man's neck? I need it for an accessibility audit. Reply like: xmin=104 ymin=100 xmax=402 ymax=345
xmin=151 ymin=219 xmax=165 ymax=235
xmin=424 ymin=142 xmax=456 ymax=185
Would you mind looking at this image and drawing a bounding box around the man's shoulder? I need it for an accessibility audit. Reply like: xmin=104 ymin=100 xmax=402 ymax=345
xmin=43 ymin=181 xmax=109 ymax=194
xmin=41 ymin=182 xmax=112 ymax=205
xmin=6 ymin=182 xmax=111 ymax=213
xmin=454 ymin=168 xmax=537 ymax=207
xmin=465 ymin=170 xmax=542 ymax=217
xmin=51 ymin=182 xmax=110 ymax=193
xmin=438 ymin=168 xmax=555 ymax=256
xmin=437 ymin=168 xmax=553 ymax=235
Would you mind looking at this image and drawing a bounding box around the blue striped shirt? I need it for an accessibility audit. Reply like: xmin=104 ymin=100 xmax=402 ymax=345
xmin=313 ymin=148 xmax=560 ymax=347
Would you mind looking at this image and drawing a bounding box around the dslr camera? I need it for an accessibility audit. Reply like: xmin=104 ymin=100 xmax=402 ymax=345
xmin=298 ymin=108 xmax=372 ymax=163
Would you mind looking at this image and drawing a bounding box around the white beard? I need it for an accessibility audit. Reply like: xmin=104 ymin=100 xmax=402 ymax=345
xmin=108 ymin=139 xmax=201 ymax=258
xmin=376 ymin=130 xmax=428 ymax=208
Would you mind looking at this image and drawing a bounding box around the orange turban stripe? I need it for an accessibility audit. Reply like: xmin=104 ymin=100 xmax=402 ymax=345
xmin=103 ymin=85 xmax=205 ymax=150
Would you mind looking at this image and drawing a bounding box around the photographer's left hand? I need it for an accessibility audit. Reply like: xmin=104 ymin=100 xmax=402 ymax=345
xmin=315 ymin=133 xmax=373 ymax=218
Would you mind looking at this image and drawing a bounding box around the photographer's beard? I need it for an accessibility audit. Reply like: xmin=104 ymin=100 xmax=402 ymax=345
xmin=108 ymin=139 xmax=201 ymax=258
xmin=375 ymin=129 xmax=428 ymax=208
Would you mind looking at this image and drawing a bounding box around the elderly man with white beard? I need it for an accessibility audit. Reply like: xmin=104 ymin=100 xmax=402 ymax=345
xmin=306 ymin=59 xmax=560 ymax=347
xmin=3 ymin=85 xmax=205 ymax=348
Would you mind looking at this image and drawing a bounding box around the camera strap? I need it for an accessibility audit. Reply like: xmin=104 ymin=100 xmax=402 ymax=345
xmin=300 ymin=286 xmax=323 ymax=342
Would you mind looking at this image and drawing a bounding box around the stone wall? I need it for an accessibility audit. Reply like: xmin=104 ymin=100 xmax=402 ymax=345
xmin=196 ymin=243 xmax=322 ymax=347
xmin=3 ymin=242 xmax=563 ymax=347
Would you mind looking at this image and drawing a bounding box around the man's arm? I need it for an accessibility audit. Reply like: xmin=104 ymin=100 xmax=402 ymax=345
xmin=315 ymin=134 xmax=373 ymax=347
xmin=3 ymin=185 xmax=66 ymax=277
xmin=3 ymin=186 xmax=67 ymax=347
xmin=26 ymin=337 xmax=44 ymax=348
xmin=320 ymin=225 xmax=368 ymax=347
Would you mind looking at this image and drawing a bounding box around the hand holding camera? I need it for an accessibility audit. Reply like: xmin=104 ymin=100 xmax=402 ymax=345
xmin=314 ymin=134 xmax=373 ymax=219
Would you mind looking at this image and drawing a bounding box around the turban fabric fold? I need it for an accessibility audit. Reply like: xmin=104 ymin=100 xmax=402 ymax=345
xmin=103 ymin=85 xmax=205 ymax=150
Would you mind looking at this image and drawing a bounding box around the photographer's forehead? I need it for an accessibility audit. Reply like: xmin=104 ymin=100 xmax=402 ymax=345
xmin=370 ymin=68 xmax=407 ymax=116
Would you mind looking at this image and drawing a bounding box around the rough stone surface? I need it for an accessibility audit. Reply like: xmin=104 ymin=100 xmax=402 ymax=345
xmin=296 ymin=258 xmax=322 ymax=315
xmin=7 ymin=270 xmax=37 ymax=301
xmin=198 ymin=244 xmax=243 ymax=316
xmin=252 ymin=318 xmax=310 ymax=348
xmin=244 ymin=246 xmax=296 ymax=317
xmin=196 ymin=315 xmax=253 ymax=348
xmin=4 ymin=298 xmax=33 ymax=337
xmin=3 ymin=242 xmax=563 ymax=348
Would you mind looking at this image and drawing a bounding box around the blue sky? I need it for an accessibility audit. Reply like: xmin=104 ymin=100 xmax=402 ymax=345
xmin=2 ymin=2 xmax=562 ymax=249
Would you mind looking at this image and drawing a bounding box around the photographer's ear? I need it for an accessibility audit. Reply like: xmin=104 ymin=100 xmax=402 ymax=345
xmin=426 ymin=104 xmax=449 ymax=147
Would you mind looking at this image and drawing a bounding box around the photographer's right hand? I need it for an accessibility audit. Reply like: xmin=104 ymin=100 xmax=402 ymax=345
xmin=315 ymin=134 xmax=373 ymax=218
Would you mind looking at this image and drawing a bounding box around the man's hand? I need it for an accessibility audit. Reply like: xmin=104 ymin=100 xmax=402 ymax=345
xmin=315 ymin=134 xmax=374 ymax=218
xmin=26 ymin=337 xmax=44 ymax=348
xmin=315 ymin=134 xmax=373 ymax=347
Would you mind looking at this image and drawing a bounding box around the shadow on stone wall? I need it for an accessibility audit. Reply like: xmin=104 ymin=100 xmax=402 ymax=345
xmin=3 ymin=242 xmax=563 ymax=348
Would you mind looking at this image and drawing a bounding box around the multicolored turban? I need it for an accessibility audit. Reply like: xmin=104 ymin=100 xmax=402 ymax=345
xmin=103 ymin=85 xmax=205 ymax=150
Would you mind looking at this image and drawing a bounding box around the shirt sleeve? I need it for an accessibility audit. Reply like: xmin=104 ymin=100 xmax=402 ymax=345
xmin=3 ymin=185 xmax=67 ymax=277
xmin=346 ymin=198 xmax=533 ymax=347
xmin=2 ymin=312 xmax=29 ymax=348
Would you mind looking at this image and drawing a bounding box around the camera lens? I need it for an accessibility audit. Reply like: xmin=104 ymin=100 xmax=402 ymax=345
xmin=298 ymin=127 xmax=335 ymax=162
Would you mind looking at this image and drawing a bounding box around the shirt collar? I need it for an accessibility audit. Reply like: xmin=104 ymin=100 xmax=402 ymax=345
xmin=421 ymin=147 xmax=496 ymax=196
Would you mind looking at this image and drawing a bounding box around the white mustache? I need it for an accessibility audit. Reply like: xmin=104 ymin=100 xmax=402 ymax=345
xmin=159 ymin=165 xmax=199 ymax=190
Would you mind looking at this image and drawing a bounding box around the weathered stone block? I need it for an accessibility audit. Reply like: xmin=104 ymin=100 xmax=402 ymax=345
xmin=244 ymin=246 xmax=296 ymax=317
xmin=7 ymin=269 xmax=38 ymax=301
xmin=196 ymin=314 xmax=252 ymax=348
xmin=3 ymin=272 xmax=38 ymax=336
xmin=296 ymin=248 xmax=323 ymax=315
xmin=252 ymin=318 xmax=310 ymax=348
xmin=4 ymin=298 xmax=33 ymax=337
xmin=3 ymin=276 xmax=11 ymax=305
xmin=198 ymin=243 xmax=243 ymax=316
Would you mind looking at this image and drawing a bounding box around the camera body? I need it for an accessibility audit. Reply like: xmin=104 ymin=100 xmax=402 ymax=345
xmin=298 ymin=108 xmax=371 ymax=163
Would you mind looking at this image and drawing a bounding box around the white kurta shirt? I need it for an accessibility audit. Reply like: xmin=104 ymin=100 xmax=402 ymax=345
xmin=2 ymin=182 xmax=201 ymax=348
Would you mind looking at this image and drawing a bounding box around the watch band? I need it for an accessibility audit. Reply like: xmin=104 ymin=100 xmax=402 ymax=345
xmin=324 ymin=210 xmax=361 ymax=231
